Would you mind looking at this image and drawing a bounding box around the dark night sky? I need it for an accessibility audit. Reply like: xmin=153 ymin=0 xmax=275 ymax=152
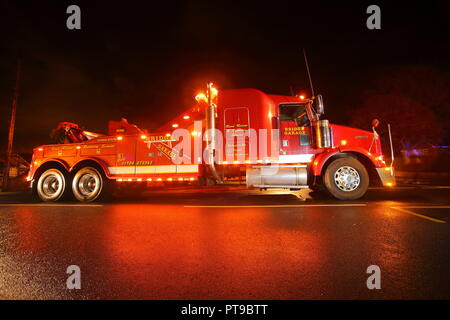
xmin=0 ymin=1 xmax=449 ymax=153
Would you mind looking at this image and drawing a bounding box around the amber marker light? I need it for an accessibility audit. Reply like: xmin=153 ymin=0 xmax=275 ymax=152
xmin=140 ymin=135 xmax=147 ymax=139
xmin=38 ymin=148 xmax=43 ymax=151
xmin=386 ymin=182 xmax=394 ymax=187
xmin=189 ymin=177 xmax=195 ymax=181
xmin=157 ymin=178 xmax=162 ymax=181
xmin=183 ymin=115 xmax=190 ymax=120
xmin=341 ymin=140 xmax=347 ymax=146
xmin=127 ymin=178 xmax=132 ymax=182
xmin=299 ymin=95 xmax=305 ymax=100
xmin=167 ymin=178 xmax=173 ymax=181
xmin=147 ymin=178 xmax=153 ymax=181
xmin=172 ymin=124 xmax=179 ymax=128
xmin=76 ymin=146 xmax=81 ymax=149
xmin=195 ymin=93 xmax=207 ymax=103
xmin=117 ymin=136 xmax=123 ymax=141
xmin=210 ymin=86 xmax=218 ymax=99
xmin=137 ymin=178 xmax=142 ymax=182
xmin=117 ymin=178 xmax=123 ymax=182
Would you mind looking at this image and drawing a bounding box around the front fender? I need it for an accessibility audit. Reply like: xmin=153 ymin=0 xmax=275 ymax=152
xmin=311 ymin=147 xmax=378 ymax=176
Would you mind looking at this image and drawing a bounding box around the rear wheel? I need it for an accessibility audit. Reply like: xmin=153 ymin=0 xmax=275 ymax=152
xmin=323 ymin=157 xmax=369 ymax=200
xmin=36 ymin=168 xmax=71 ymax=202
xmin=72 ymin=167 xmax=109 ymax=202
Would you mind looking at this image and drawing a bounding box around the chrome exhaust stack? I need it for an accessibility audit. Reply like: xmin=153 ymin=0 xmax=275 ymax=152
xmin=204 ymin=83 xmax=222 ymax=183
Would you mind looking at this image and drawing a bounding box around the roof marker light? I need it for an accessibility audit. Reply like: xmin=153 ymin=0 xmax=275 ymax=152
xmin=141 ymin=135 xmax=147 ymax=139
xmin=183 ymin=115 xmax=190 ymax=120
xmin=117 ymin=136 xmax=123 ymax=141
xmin=172 ymin=124 xmax=179 ymax=128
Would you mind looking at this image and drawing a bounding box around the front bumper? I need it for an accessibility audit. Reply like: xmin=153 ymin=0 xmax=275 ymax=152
xmin=376 ymin=167 xmax=396 ymax=187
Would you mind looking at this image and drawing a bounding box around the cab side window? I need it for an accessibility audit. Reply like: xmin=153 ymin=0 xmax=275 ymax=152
xmin=279 ymin=104 xmax=309 ymax=127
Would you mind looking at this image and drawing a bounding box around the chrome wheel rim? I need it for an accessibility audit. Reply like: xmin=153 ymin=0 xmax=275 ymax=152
xmin=39 ymin=170 xmax=64 ymax=201
xmin=334 ymin=166 xmax=360 ymax=192
xmin=77 ymin=172 xmax=100 ymax=198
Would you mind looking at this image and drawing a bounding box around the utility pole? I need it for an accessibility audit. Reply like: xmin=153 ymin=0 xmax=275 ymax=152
xmin=2 ymin=60 xmax=21 ymax=191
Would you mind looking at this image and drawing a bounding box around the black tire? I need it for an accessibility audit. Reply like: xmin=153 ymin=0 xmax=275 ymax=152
xmin=72 ymin=167 xmax=111 ymax=202
xmin=323 ymin=157 xmax=369 ymax=200
xmin=36 ymin=168 xmax=71 ymax=202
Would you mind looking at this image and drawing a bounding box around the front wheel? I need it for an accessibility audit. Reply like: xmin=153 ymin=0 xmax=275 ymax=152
xmin=323 ymin=157 xmax=369 ymax=200
xmin=72 ymin=167 xmax=110 ymax=202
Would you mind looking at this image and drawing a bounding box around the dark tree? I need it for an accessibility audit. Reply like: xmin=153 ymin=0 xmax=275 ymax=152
xmin=350 ymin=93 xmax=443 ymax=153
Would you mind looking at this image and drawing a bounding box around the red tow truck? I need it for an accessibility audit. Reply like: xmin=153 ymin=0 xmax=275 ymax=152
xmin=27 ymin=84 xmax=395 ymax=202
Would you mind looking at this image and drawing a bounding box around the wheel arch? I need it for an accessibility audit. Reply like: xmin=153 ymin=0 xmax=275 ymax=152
xmin=70 ymin=158 xmax=111 ymax=179
xmin=313 ymin=150 xmax=381 ymax=187
xmin=33 ymin=159 xmax=70 ymax=180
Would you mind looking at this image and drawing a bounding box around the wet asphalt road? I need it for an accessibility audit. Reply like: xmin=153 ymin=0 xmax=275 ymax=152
xmin=0 ymin=185 xmax=449 ymax=299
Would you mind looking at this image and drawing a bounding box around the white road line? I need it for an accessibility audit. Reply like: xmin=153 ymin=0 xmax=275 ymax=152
xmin=184 ymin=204 xmax=367 ymax=208
xmin=394 ymin=206 xmax=450 ymax=209
xmin=0 ymin=204 xmax=104 ymax=207
xmin=390 ymin=206 xmax=446 ymax=224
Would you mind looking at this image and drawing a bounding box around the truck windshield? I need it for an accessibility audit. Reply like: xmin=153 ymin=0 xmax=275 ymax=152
xmin=279 ymin=104 xmax=309 ymax=127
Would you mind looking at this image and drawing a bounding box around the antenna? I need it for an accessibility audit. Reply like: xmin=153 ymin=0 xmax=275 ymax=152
xmin=289 ymin=85 xmax=294 ymax=96
xmin=303 ymin=49 xmax=315 ymax=97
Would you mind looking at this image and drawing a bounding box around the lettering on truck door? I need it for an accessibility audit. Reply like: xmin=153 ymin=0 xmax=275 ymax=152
xmin=224 ymin=107 xmax=250 ymax=163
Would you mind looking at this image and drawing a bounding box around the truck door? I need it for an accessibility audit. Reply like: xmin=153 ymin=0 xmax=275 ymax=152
xmin=224 ymin=107 xmax=250 ymax=163
xmin=278 ymin=103 xmax=314 ymax=163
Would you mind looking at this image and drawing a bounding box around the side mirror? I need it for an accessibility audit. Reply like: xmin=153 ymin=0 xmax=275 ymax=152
xmin=372 ymin=118 xmax=380 ymax=128
xmin=315 ymin=94 xmax=324 ymax=115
